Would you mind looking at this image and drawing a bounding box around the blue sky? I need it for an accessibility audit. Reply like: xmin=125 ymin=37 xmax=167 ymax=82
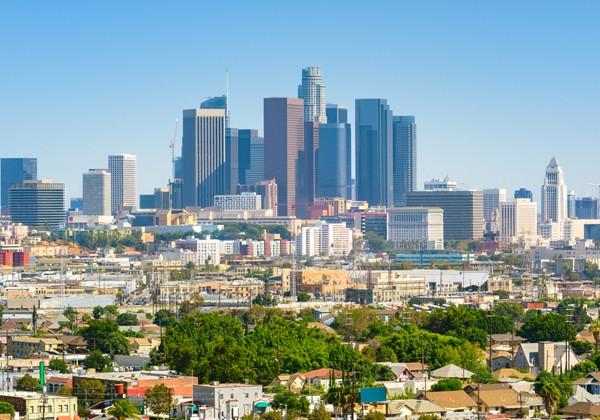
xmin=1 ymin=1 xmax=599 ymax=200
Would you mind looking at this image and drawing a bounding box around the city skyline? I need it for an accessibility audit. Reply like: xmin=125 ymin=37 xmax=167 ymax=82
xmin=1 ymin=1 xmax=599 ymax=200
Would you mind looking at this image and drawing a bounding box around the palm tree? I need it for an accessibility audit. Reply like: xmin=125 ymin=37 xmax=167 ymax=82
xmin=537 ymin=381 xmax=561 ymax=416
xmin=590 ymin=320 xmax=600 ymax=352
xmin=107 ymin=399 xmax=139 ymax=420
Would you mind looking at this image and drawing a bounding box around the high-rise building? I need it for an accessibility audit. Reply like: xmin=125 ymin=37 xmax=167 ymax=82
xmin=541 ymin=157 xmax=568 ymax=223
xmin=296 ymin=221 xmax=352 ymax=257
xmin=483 ymin=188 xmax=507 ymax=222
xmin=317 ymin=104 xmax=352 ymax=199
xmin=245 ymin=131 xmax=265 ymax=185
xmin=500 ymin=199 xmax=538 ymax=247
xmin=514 ymin=188 xmax=533 ymax=200
xmin=69 ymin=197 xmax=83 ymax=211
xmin=299 ymin=121 xmax=319 ymax=218
xmin=568 ymin=190 xmax=577 ymax=219
xmin=181 ymin=108 xmax=227 ymax=208
xmin=154 ymin=187 xmax=171 ymax=210
xmin=108 ymin=154 xmax=137 ymax=214
xmin=263 ymin=97 xmax=304 ymax=216
xmin=9 ymin=180 xmax=64 ymax=229
xmin=424 ymin=177 xmax=457 ymax=191
xmin=387 ymin=207 xmax=444 ymax=250
xmin=226 ymin=128 xmax=239 ymax=193
xmin=82 ymin=169 xmax=111 ymax=216
xmin=139 ymin=194 xmax=155 ymax=210
xmin=298 ymin=67 xmax=327 ymax=123
xmin=0 ymin=158 xmax=37 ymax=215
xmin=575 ymin=197 xmax=599 ymax=219
xmin=355 ymin=99 xmax=393 ymax=207
xmin=237 ymin=179 xmax=278 ymax=216
xmin=392 ymin=116 xmax=417 ymax=207
xmin=406 ymin=191 xmax=484 ymax=241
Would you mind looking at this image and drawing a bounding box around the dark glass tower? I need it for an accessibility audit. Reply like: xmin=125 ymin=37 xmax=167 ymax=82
xmin=1 ymin=158 xmax=37 ymax=215
xmin=392 ymin=116 xmax=417 ymax=207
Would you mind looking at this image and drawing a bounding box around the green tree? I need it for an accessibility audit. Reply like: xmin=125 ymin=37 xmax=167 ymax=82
xmin=80 ymin=319 xmax=130 ymax=355
xmin=570 ymin=361 xmax=597 ymax=379
xmin=569 ymin=340 xmax=592 ymax=355
xmin=491 ymin=301 xmax=524 ymax=323
xmin=92 ymin=306 xmax=105 ymax=320
xmin=15 ymin=374 xmax=39 ymax=391
xmin=363 ymin=412 xmax=385 ymax=420
xmin=430 ymin=378 xmax=462 ymax=392
xmin=534 ymin=371 xmax=572 ymax=415
xmin=49 ymin=358 xmax=69 ymax=373
xmin=364 ymin=232 xmax=394 ymax=253
xmin=308 ymin=404 xmax=331 ymax=420
xmin=116 ymin=312 xmax=139 ymax=326
xmin=179 ymin=292 xmax=205 ymax=316
xmin=154 ymin=309 xmax=177 ymax=328
xmin=590 ymin=319 xmax=600 ymax=352
xmin=271 ymin=391 xmax=309 ymax=417
xmin=145 ymin=383 xmax=173 ymax=417
xmin=297 ymin=292 xmax=311 ymax=302
xmin=252 ymin=293 xmax=277 ymax=307
xmin=75 ymin=379 xmax=105 ymax=407
xmin=84 ymin=350 xmax=111 ymax=371
xmin=518 ymin=312 xmax=577 ymax=342
xmin=63 ymin=306 xmax=78 ymax=329
xmin=107 ymin=399 xmax=139 ymax=420
xmin=260 ymin=411 xmax=283 ymax=420
xmin=0 ymin=402 xmax=15 ymax=416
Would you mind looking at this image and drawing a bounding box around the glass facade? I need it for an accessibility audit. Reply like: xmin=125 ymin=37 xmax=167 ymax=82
xmin=0 ymin=158 xmax=37 ymax=214
xmin=392 ymin=116 xmax=416 ymax=207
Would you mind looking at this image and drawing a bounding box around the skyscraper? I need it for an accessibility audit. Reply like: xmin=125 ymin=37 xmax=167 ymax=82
xmin=500 ymin=199 xmax=538 ymax=247
xmin=514 ymin=188 xmax=533 ymax=200
xmin=568 ymin=190 xmax=577 ymax=219
xmin=541 ymin=157 xmax=568 ymax=223
xmin=264 ymin=97 xmax=304 ymax=216
xmin=82 ymin=169 xmax=111 ymax=216
xmin=181 ymin=108 xmax=227 ymax=208
xmin=238 ymin=179 xmax=278 ymax=216
xmin=483 ymin=188 xmax=507 ymax=222
xmin=9 ymin=180 xmax=64 ymax=228
xmin=108 ymin=154 xmax=137 ymax=213
xmin=298 ymin=67 xmax=327 ymax=123
xmin=299 ymin=121 xmax=319 ymax=218
xmin=238 ymin=129 xmax=263 ymax=185
xmin=392 ymin=116 xmax=417 ymax=207
xmin=575 ymin=197 xmax=599 ymax=219
xmin=226 ymin=127 xmax=239 ymax=193
xmin=0 ymin=158 xmax=37 ymax=215
xmin=355 ymin=99 xmax=393 ymax=207
xmin=317 ymin=104 xmax=352 ymax=199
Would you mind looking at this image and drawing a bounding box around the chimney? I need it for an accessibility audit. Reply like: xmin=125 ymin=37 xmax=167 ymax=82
xmin=539 ymin=341 xmax=554 ymax=373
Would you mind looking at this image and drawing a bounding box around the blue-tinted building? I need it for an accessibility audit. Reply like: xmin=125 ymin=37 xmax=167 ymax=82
xmin=355 ymin=99 xmax=393 ymax=206
xmin=576 ymin=197 xmax=598 ymax=219
xmin=139 ymin=194 xmax=155 ymax=209
xmin=1 ymin=158 xmax=37 ymax=215
xmin=514 ymin=188 xmax=533 ymax=200
xmin=237 ymin=129 xmax=262 ymax=185
xmin=317 ymin=104 xmax=352 ymax=199
xmin=9 ymin=180 xmax=64 ymax=229
xmin=392 ymin=116 xmax=417 ymax=207
xmin=69 ymin=197 xmax=83 ymax=211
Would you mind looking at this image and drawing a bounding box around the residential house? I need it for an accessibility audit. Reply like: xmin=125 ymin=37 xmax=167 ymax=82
xmin=430 ymin=364 xmax=474 ymax=380
xmin=561 ymin=401 xmax=600 ymax=418
xmin=468 ymin=387 xmax=540 ymax=417
xmin=0 ymin=391 xmax=78 ymax=420
xmin=387 ymin=399 xmax=445 ymax=418
xmin=377 ymin=362 xmax=428 ymax=381
xmin=489 ymin=334 xmax=526 ymax=351
xmin=422 ymin=390 xmax=478 ymax=414
xmin=513 ymin=341 xmax=579 ymax=375
xmin=128 ymin=337 xmax=160 ymax=355
xmin=7 ymin=336 xmax=62 ymax=358
xmin=59 ymin=335 xmax=87 ymax=354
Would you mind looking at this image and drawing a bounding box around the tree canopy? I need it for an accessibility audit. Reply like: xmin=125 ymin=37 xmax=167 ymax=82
xmin=80 ymin=319 xmax=130 ymax=355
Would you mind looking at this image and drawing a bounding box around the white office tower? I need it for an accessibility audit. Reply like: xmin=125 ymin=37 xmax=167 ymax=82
xmin=541 ymin=157 xmax=568 ymax=223
xmin=483 ymin=188 xmax=507 ymax=222
xmin=82 ymin=169 xmax=111 ymax=216
xmin=213 ymin=192 xmax=262 ymax=211
xmin=387 ymin=207 xmax=444 ymax=250
xmin=298 ymin=67 xmax=327 ymax=123
xmin=296 ymin=221 xmax=352 ymax=257
xmin=500 ymin=199 xmax=538 ymax=248
xmin=108 ymin=154 xmax=137 ymax=214
xmin=173 ymin=236 xmax=221 ymax=266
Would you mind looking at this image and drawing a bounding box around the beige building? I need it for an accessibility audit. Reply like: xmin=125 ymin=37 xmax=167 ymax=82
xmin=500 ymin=199 xmax=538 ymax=248
xmin=0 ymin=392 xmax=77 ymax=420
xmin=297 ymin=268 xmax=353 ymax=298
xmin=346 ymin=271 xmax=428 ymax=304
xmin=8 ymin=337 xmax=62 ymax=358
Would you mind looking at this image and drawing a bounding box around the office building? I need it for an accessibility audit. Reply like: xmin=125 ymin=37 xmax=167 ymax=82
xmin=300 ymin=121 xmax=319 ymax=217
xmin=360 ymin=210 xmax=388 ymax=239
xmin=0 ymin=158 xmax=37 ymax=215
xmin=237 ymin=129 xmax=263 ymax=185
xmin=225 ymin=128 xmax=239 ymax=194
xmin=406 ymin=191 xmax=484 ymax=240
xmin=182 ymin=108 xmax=227 ymax=208
xmin=169 ymin=179 xmax=183 ymax=209
xmin=355 ymin=99 xmax=393 ymax=206
xmin=541 ymin=157 xmax=568 ymax=223
xmin=154 ymin=187 xmax=171 ymax=210
xmin=9 ymin=180 xmax=65 ymax=229
xmin=173 ymin=156 xmax=183 ymax=179
xmin=576 ymin=197 xmax=599 ymax=219
xmin=483 ymin=188 xmax=507 ymax=222
xmin=514 ymin=188 xmax=533 ymax=200
xmin=392 ymin=116 xmax=417 ymax=206
xmin=237 ymin=179 xmax=278 ymax=216
xmin=139 ymin=194 xmax=155 ymax=210
xmin=298 ymin=66 xmax=327 ymax=123
xmin=69 ymin=197 xmax=83 ymax=211
xmin=424 ymin=177 xmax=457 ymax=191
xmin=568 ymin=190 xmax=577 ymax=219
xmin=214 ymin=192 xmax=262 ymax=211
xmin=317 ymin=104 xmax=352 ymax=199
xmin=82 ymin=169 xmax=111 ymax=216
xmin=296 ymin=221 xmax=352 ymax=257
xmin=108 ymin=154 xmax=137 ymax=213
xmin=264 ymin=97 xmax=304 ymax=216
xmin=174 ymin=237 xmax=221 ymax=266
xmin=499 ymin=199 xmax=538 ymax=247
xmin=387 ymin=207 xmax=444 ymax=250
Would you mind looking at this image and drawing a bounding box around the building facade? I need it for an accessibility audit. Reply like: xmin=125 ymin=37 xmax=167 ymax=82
xmin=392 ymin=116 xmax=417 ymax=207
xmin=238 ymin=129 xmax=264 ymax=185
xmin=406 ymin=191 xmax=484 ymax=241
xmin=82 ymin=169 xmax=111 ymax=216
xmin=9 ymin=180 xmax=65 ymax=229
xmin=541 ymin=157 xmax=568 ymax=223
xmin=108 ymin=154 xmax=137 ymax=213
xmin=237 ymin=179 xmax=278 ymax=216
xmin=264 ymin=97 xmax=304 ymax=216
xmin=296 ymin=221 xmax=353 ymax=257
xmin=355 ymin=99 xmax=393 ymax=206
xmin=214 ymin=192 xmax=262 ymax=211
xmin=387 ymin=207 xmax=444 ymax=250
xmin=182 ymin=108 xmax=227 ymax=208
xmin=0 ymin=158 xmax=37 ymax=215
xmin=483 ymin=188 xmax=507 ymax=223
xmin=514 ymin=188 xmax=533 ymax=200
xmin=499 ymin=199 xmax=538 ymax=247
xmin=576 ymin=197 xmax=599 ymax=219
xmin=298 ymin=66 xmax=327 ymax=123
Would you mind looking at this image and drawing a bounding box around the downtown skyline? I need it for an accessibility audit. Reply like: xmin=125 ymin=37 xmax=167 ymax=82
xmin=1 ymin=1 xmax=599 ymax=199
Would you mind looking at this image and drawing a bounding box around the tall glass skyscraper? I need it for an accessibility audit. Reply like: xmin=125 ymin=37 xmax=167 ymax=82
xmin=298 ymin=67 xmax=327 ymax=123
xmin=392 ymin=116 xmax=417 ymax=207
xmin=317 ymin=104 xmax=352 ymax=199
xmin=355 ymin=98 xmax=393 ymax=207
xmin=238 ymin=129 xmax=263 ymax=185
xmin=0 ymin=158 xmax=37 ymax=215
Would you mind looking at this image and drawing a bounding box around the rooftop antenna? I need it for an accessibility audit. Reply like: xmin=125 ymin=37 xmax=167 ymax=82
xmin=169 ymin=117 xmax=179 ymax=179
xmin=225 ymin=69 xmax=230 ymax=127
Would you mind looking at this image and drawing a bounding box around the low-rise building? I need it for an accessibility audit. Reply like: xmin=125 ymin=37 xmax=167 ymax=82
xmin=0 ymin=391 xmax=78 ymax=420
xmin=8 ymin=336 xmax=62 ymax=358
xmin=192 ymin=383 xmax=263 ymax=420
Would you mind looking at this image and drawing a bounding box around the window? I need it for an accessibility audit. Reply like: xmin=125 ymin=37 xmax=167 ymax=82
xmin=30 ymin=406 xmax=35 ymax=414
xmin=230 ymin=394 xmax=234 ymax=399
xmin=48 ymin=405 xmax=52 ymax=413
xmin=59 ymin=405 xmax=63 ymax=413
xmin=244 ymin=393 xmax=249 ymax=398
xmin=65 ymin=404 xmax=69 ymax=412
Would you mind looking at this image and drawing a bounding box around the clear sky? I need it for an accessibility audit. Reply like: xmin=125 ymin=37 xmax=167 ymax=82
xmin=1 ymin=1 xmax=599 ymax=201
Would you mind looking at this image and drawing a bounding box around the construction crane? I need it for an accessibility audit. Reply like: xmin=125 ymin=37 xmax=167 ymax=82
xmin=168 ymin=117 xmax=179 ymax=179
